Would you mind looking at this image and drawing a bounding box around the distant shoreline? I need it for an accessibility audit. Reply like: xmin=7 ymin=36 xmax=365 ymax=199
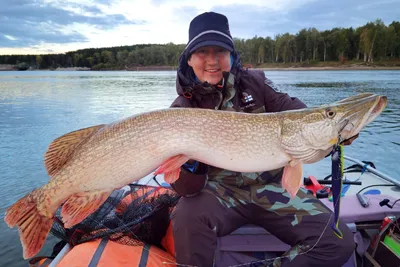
xmin=257 ymin=66 xmax=400 ymax=71
xmin=1 ymin=64 xmax=400 ymax=72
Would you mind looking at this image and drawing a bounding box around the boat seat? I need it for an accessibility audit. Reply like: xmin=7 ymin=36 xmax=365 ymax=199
xmin=218 ymin=194 xmax=400 ymax=252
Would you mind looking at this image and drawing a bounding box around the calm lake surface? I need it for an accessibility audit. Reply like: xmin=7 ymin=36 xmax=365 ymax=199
xmin=1 ymin=70 xmax=399 ymax=266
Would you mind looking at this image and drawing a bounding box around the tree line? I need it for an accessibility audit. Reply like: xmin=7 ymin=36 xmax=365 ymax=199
xmin=0 ymin=19 xmax=399 ymax=70
xmin=238 ymin=19 xmax=400 ymax=65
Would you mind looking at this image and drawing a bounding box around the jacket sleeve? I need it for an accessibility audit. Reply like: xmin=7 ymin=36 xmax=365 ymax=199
xmin=170 ymin=95 xmax=193 ymax=108
xmin=263 ymin=77 xmax=307 ymax=111
xmin=168 ymin=96 xmax=209 ymax=197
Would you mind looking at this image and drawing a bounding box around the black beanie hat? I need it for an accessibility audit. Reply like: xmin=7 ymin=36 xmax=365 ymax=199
xmin=184 ymin=12 xmax=235 ymax=55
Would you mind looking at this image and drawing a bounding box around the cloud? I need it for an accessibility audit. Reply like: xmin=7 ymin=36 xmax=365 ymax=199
xmin=286 ymin=0 xmax=400 ymax=32
xmin=0 ymin=0 xmax=398 ymax=54
xmin=209 ymin=5 xmax=290 ymax=39
xmin=209 ymin=0 xmax=400 ymax=39
xmin=0 ymin=0 xmax=140 ymax=48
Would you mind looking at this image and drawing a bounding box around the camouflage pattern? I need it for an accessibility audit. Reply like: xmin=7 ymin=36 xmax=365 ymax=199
xmin=205 ymin=175 xmax=329 ymax=227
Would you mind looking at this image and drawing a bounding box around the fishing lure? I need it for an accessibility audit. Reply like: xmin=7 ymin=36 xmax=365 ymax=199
xmin=331 ymin=143 xmax=344 ymax=238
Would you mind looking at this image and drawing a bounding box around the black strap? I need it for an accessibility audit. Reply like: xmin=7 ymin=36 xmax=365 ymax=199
xmin=88 ymin=238 xmax=109 ymax=267
xmin=139 ymin=243 xmax=151 ymax=267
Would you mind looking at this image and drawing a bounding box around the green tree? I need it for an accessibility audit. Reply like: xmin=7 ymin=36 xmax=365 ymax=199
xmin=35 ymin=55 xmax=42 ymax=69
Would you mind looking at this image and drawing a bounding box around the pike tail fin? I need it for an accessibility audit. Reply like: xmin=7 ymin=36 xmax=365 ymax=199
xmin=154 ymin=154 xmax=190 ymax=184
xmin=4 ymin=190 xmax=54 ymax=259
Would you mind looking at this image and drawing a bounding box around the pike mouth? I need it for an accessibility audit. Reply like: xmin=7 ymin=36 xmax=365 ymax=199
xmin=365 ymin=95 xmax=387 ymax=126
xmin=371 ymin=96 xmax=387 ymax=115
xmin=338 ymin=94 xmax=387 ymax=139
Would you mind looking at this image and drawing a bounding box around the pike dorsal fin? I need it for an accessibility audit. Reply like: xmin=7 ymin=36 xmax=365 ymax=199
xmin=44 ymin=124 xmax=105 ymax=177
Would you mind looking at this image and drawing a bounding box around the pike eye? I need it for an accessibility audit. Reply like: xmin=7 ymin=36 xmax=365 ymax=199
xmin=326 ymin=109 xmax=336 ymax=118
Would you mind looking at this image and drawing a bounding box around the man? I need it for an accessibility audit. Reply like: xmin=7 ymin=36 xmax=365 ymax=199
xmin=169 ymin=11 xmax=356 ymax=266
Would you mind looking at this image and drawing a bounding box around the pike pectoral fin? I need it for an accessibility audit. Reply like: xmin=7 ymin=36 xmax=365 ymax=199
xmin=154 ymin=154 xmax=190 ymax=184
xmin=61 ymin=189 xmax=112 ymax=228
xmin=281 ymin=161 xmax=303 ymax=199
xmin=164 ymin=168 xmax=182 ymax=184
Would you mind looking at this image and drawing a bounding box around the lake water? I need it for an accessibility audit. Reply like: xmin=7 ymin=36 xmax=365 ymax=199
xmin=0 ymin=70 xmax=399 ymax=266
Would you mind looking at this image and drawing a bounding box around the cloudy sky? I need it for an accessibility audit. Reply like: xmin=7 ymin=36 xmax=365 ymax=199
xmin=1 ymin=0 xmax=399 ymax=55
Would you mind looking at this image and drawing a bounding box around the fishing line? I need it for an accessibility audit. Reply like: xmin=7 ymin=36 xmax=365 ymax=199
xmin=160 ymin=201 xmax=338 ymax=267
xmin=91 ymin=180 xmax=342 ymax=266
xmin=226 ymin=179 xmax=345 ymax=267
xmin=67 ymin=180 xmax=341 ymax=267
xmin=65 ymin=156 xmax=345 ymax=267
xmin=163 ymin=194 xmax=341 ymax=267
xmin=228 ymin=210 xmax=335 ymax=267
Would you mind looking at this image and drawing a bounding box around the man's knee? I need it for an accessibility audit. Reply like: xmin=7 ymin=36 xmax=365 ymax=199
xmin=171 ymin=191 xmax=221 ymax=228
xmin=322 ymin=222 xmax=356 ymax=264
xmin=294 ymin=215 xmax=356 ymax=266
xmin=337 ymin=224 xmax=356 ymax=258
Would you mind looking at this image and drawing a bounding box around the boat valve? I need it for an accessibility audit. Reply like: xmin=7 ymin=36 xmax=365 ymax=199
xmin=379 ymin=198 xmax=399 ymax=209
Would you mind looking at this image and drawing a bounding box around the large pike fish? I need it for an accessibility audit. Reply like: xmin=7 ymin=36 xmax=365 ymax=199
xmin=5 ymin=93 xmax=386 ymax=259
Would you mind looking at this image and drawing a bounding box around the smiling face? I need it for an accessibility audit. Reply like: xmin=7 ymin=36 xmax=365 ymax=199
xmin=187 ymin=46 xmax=231 ymax=85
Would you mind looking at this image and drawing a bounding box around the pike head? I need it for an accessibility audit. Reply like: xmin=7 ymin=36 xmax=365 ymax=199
xmin=279 ymin=93 xmax=387 ymax=164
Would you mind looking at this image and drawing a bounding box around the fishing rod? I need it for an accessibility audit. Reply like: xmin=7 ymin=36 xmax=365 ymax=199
xmin=344 ymin=155 xmax=400 ymax=188
xmin=304 ymin=178 xmax=361 ymax=185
